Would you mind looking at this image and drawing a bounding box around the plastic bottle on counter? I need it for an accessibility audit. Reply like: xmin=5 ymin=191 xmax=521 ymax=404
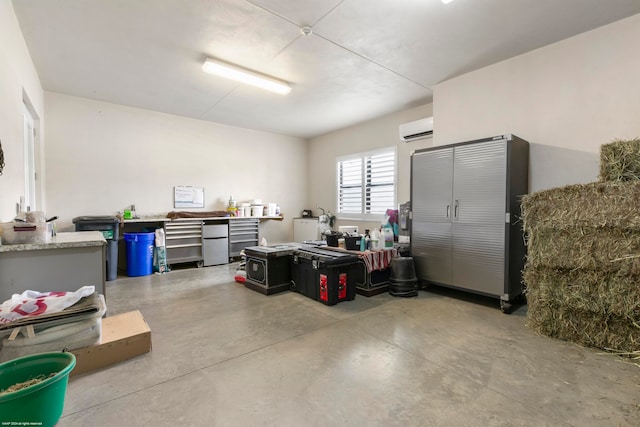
xmin=370 ymin=229 xmax=380 ymax=250
xmin=382 ymin=225 xmax=394 ymax=248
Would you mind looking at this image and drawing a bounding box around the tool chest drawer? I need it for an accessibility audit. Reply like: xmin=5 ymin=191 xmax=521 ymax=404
xmin=164 ymin=220 xmax=203 ymax=265
xmin=229 ymin=218 xmax=259 ymax=258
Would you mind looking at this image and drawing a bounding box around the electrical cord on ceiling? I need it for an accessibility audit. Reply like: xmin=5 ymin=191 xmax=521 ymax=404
xmin=0 ymin=139 xmax=5 ymax=175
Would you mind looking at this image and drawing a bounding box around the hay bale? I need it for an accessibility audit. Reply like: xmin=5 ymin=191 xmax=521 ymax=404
xmin=521 ymin=181 xmax=640 ymax=231
xmin=522 ymin=156 xmax=640 ymax=353
xmin=526 ymin=293 xmax=640 ymax=352
xmin=525 ymin=227 xmax=640 ymax=273
xmin=523 ymin=267 xmax=640 ymax=319
xmin=600 ymin=138 xmax=640 ymax=182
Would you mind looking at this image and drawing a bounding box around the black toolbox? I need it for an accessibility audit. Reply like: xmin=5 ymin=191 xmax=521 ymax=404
xmin=291 ymin=246 xmax=359 ymax=305
xmin=244 ymin=244 xmax=300 ymax=295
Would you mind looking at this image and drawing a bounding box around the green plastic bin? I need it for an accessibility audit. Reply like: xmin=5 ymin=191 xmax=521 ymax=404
xmin=0 ymin=352 xmax=76 ymax=427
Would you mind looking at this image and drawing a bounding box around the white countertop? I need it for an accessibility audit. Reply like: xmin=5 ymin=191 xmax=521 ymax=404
xmin=0 ymin=231 xmax=106 ymax=253
xmin=124 ymin=215 xmax=283 ymax=223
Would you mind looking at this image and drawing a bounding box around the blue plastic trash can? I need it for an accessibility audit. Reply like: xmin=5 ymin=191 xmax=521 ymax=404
xmin=123 ymin=232 xmax=155 ymax=277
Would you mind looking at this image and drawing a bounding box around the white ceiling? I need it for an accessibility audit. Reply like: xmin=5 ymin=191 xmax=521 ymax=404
xmin=12 ymin=0 xmax=640 ymax=139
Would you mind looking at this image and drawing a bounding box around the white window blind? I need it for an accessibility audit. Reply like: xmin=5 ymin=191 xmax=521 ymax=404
xmin=337 ymin=148 xmax=396 ymax=216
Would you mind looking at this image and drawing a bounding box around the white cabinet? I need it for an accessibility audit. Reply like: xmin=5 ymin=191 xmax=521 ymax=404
xmin=293 ymin=218 xmax=320 ymax=242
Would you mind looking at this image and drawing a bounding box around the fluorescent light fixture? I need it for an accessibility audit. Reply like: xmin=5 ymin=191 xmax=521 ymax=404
xmin=202 ymin=58 xmax=291 ymax=95
xmin=441 ymin=0 xmax=454 ymax=3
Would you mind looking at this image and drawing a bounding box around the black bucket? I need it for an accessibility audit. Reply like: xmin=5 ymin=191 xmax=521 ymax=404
xmin=389 ymin=257 xmax=418 ymax=283
xmin=389 ymin=257 xmax=418 ymax=297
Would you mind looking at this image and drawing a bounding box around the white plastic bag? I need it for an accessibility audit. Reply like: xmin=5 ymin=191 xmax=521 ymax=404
xmin=154 ymin=228 xmax=168 ymax=273
xmin=0 ymin=285 xmax=95 ymax=324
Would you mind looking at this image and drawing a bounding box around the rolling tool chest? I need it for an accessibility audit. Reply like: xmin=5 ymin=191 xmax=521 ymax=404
xmin=244 ymin=244 xmax=300 ymax=295
xmin=290 ymin=247 xmax=359 ymax=306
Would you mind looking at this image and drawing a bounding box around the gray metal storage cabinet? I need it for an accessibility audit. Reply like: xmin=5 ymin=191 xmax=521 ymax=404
xmin=229 ymin=218 xmax=259 ymax=260
xmin=410 ymin=134 xmax=529 ymax=313
xmin=164 ymin=220 xmax=203 ymax=268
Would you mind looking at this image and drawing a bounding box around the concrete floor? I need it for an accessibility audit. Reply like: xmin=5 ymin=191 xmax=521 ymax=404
xmin=59 ymin=263 xmax=640 ymax=426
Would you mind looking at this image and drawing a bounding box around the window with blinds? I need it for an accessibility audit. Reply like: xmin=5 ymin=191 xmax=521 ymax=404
xmin=337 ymin=148 xmax=396 ymax=216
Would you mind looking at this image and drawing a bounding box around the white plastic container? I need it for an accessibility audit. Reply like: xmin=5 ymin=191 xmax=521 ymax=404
xmin=0 ymin=222 xmax=53 ymax=244
xmin=251 ymin=206 xmax=263 ymax=217
xmin=267 ymin=203 xmax=277 ymax=216
xmin=370 ymin=229 xmax=380 ymax=250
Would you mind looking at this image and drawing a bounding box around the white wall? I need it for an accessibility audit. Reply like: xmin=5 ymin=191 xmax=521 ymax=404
xmin=308 ymin=103 xmax=433 ymax=232
xmin=45 ymin=92 xmax=307 ymax=243
xmin=0 ymin=2 xmax=44 ymax=221
xmin=433 ymin=13 xmax=640 ymax=193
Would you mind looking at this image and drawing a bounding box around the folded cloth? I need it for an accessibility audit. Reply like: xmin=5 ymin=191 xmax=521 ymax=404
xmin=0 ymin=286 xmax=95 ymax=325
xmin=0 ymin=293 xmax=105 ymax=337
xmin=361 ymin=248 xmax=397 ymax=273
xmin=167 ymin=211 xmax=228 ymax=219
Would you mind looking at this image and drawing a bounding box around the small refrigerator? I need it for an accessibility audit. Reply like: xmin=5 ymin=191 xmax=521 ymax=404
xmin=293 ymin=218 xmax=320 ymax=242
xmin=202 ymin=224 xmax=228 ymax=266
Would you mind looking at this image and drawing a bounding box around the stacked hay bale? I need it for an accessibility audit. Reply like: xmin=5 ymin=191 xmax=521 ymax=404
xmin=521 ymin=138 xmax=640 ymax=353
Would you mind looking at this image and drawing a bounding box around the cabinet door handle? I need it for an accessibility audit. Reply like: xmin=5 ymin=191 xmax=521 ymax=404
xmin=446 ymin=204 xmax=450 ymax=218
xmin=454 ymin=200 xmax=459 ymax=219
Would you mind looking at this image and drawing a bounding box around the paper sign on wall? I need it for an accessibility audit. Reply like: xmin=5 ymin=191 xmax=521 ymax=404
xmin=174 ymin=186 xmax=204 ymax=208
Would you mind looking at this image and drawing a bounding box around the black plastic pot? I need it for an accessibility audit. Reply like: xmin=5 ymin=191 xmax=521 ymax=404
xmin=389 ymin=257 xmax=418 ymax=283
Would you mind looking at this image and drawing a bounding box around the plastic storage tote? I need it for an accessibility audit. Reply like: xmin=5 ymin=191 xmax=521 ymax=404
xmin=73 ymin=216 xmax=120 ymax=281
xmin=290 ymin=247 xmax=359 ymax=305
xmin=0 ymin=222 xmax=54 ymax=244
xmin=123 ymin=232 xmax=155 ymax=277
xmin=244 ymin=244 xmax=300 ymax=295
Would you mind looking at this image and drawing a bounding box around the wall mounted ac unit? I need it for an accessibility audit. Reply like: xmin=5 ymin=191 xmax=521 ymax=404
xmin=399 ymin=117 xmax=433 ymax=142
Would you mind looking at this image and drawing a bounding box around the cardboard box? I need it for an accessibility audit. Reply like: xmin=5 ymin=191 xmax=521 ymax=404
xmin=70 ymin=310 xmax=151 ymax=376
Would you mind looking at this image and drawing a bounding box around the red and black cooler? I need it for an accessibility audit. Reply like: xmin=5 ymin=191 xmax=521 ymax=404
xmin=290 ymin=246 xmax=359 ymax=305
